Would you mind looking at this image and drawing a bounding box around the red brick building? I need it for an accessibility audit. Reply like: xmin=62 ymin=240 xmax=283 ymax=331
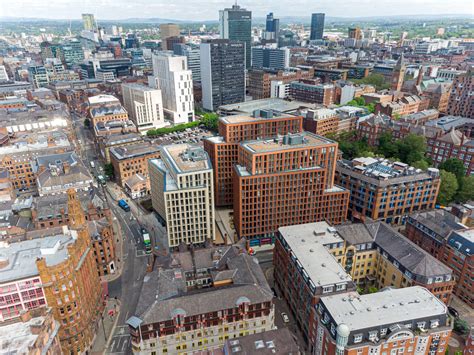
xmin=447 ymin=67 xmax=474 ymax=118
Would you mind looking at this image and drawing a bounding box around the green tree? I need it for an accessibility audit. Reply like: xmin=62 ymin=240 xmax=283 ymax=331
xmin=200 ymin=112 xmax=219 ymax=132
xmin=412 ymin=160 xmax=430 ymax=171
xmin=439 ymin=158 xmax=466 ymax=184
xmin=352 ymin=73 xmax=389 ymax=90
xmin=84 ymin=118 xmax=91 ymax=128
xmin=366 ymin=102 xmax=375 ymax=113
xmin=377 ymin=132 xmax=399 ymax=159
xmin=453 ymin=318 xmax=470 ymax=335
xmin=104 ymin=163 xmax=115 ymax=179
xmin=437 ymin=170 xmax=459 ymax=205
xmin=396 ymin=134 xmax=427 ymax=165
xmin=456 ymin=176 xmax=474 ymax=203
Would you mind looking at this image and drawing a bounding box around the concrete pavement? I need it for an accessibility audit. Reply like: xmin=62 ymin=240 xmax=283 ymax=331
xmin=90 ymin=298 xmax=121 ymax=355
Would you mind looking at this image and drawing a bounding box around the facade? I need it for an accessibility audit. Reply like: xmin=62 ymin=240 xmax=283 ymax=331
xmin=109 ymin=142 xmax=161 ymax=188
xmin=88 ymin=94 xmax=129 ymax=127
xmin=310 ymin=13 xmax=325 ymax=40
xmin=121 ymin=83 xmax=166 ymax=132
xmin=152 ymin=52 xmax=195 ymax=124
xmin=233 ymin=132 xmax=349 ymax=244
xmin=149 ymin=144 xmax=215 ymax=249
xmin=289 ymin=80 xmax=334 ymax=105
xmin=316 ymin=287 xmax=452 ymax=355
xmin=203 ymin=110 xmax=303 ymax=207
xmin=200 ymin=39 xmax=246 ymax=111
xmin=422 ymin=83 xmax=451 ymax=113
xmin=391 ymin=54 xmax=406 ymax=92
xmin=159 ymin=23 xmax=180 ymax=50
xmin=335 ymin=157 xmax=441 ymax=225
xmin=274 ymin=222 xmax=356 ymax=345
xmin=247 ymin=66 xmax=314 ymax=100
xmin=127 ymin=244 xmax=274 ymax=354
xmin=82 ymin=13 xmax=95 ymax=31
xmin=98 ymin=132 xmax=143 ymax=163
xmin=303 ymin=108 xmax=340 ymax=136
xmin=251 ymin=46 xmax=290 ymax=70
xmin=264 ymin=12 xmax=280 ymax=40
xmin=174 ymin=44 xmax=201 ymax=83
xmin=447 ymin=67 xmax=474 ymax=118
xmin=219 ymin=4 xmax=252 ymax=68
xmin=348 ymin=27 xmax=362 ymax=40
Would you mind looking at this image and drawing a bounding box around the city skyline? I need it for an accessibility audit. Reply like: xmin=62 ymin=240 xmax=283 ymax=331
xmin=1 ymin=0 xmax=472 ymax=21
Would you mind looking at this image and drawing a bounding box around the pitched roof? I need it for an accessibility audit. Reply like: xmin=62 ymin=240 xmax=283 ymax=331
xmin=438 ymin=129 xmax=467 ymax=145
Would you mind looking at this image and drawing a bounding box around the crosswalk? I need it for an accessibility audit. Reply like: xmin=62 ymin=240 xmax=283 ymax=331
xmin=107 ymin=326 xmax=131 ymax=354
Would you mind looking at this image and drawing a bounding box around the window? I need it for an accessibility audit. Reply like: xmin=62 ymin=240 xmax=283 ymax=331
xmin=369 ymin=330 xmax=378 ymax=341
xmin=323 ymin=286 xmax=334 ymax=294
xmin=354 ymin=334 xmax=363 ymax=343
xmin=380 ymin=328 xmax=387 ymax=336
xmin=336 ymin=284 xmax=346 ymax=291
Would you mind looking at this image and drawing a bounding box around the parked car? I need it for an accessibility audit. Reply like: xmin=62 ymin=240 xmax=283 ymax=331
xmin=281 ymin=312 xmax=289 ymax=323
xmin=448 ymin=306 xmax=459 ymax=318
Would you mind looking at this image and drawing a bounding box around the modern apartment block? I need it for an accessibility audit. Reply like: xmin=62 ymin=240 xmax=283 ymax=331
xmin=127 ymin=244 xmax=274 ymax=354
xmin=273 ymin=222 xmax=356 ymax=345
xmin=289 ymin=80 xmax=334 ymax=105
xmin=200 ymin=39 xmax=246 ymax=111
xmin=251 ymin=46 xmax=290 ymax=70
xmin=310 ymin=13 xmax=325 ymax=40
xmin=203 ymin=110 xmax=303 ymax=207
xmin=335 ymin=157 xmax=441 ymax=225
xmin=447 ymin=67 xmax=473 ymax=118
xmin=152 ymin=52 xmax=195 ymax=124
xmin=149 ymin=144 xmax=215 ymax=249
xmin=219 ymin=4 xmax=252 ymax=68
xmin=406 ymin=210 xmax=473 ymax=306
xmin=233 ymin=132 xmax=349 ymax=245
xmin=316 ymin=287 xmax=452 ymax=355
xmin=121 ymin=83 xmax=166 ymax=133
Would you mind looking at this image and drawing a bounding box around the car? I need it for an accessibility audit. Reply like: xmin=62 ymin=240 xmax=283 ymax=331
xmin=271 ymin=287 xmax=278 ymax=298
xmin=448 ymin=306 xmax=459 ymax=318
xmin=281 ymin=312 xmax=289 ymax=323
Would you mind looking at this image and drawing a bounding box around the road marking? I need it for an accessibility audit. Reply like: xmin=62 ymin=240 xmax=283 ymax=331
xmin=121 ymin=338 xmax=127 ymax=351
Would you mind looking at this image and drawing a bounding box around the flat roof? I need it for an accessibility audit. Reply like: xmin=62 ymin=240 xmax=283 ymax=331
xmin=321 ymin=286 xmax=447 ymax=332
xmin=218 ymin=98 xmax=314 ymax=114
xmin=220 ymin=113 xmax=296 ymax=125
xmin=279 ymin=222 xmax=352 ymax=287
xmin=161 ymin=143 xmax=211 ymax=174
xmin=88 ymin=94 xmax=120 ymax=105
xmin=0 ymin=314 xmax=53 ymax=353
xmin=242 ymin=132 xmax=334 ymax=154
xmin=110 ymin=142 xmax=160 ymax=160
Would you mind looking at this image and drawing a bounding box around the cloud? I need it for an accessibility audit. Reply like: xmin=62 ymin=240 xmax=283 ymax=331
xmin=1 ymin=0 xmax=472 ymax=20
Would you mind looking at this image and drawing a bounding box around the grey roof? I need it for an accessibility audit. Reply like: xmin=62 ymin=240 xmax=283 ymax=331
xmin=225 ymin=328 xmax=300 ymax=354
xmin=447 ymin=229 xmax=474 ymax=256
xmin=408 ymin=210 xmax=465 ymax=239
xmin=335 ymin=223 xmax=374 ymax=245
xmin=110 ymin=142 xmax=160 ymax=160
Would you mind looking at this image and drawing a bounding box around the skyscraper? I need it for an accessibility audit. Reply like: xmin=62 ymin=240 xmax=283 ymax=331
xmin=159 ymin=23 xmax=180 ymax=50
xmin=82 ymin=13 xmax=96 ymax=31
xmin=152 ymin=52 xmax=195 ymax=123
xmin=265 ymin=12 xmax=280 ymax=40
xmin=200 ymin=39 xmax=246 ymax=111
xmin=219 ymin=4 xmax=252 ymax=68
xmin=251 ymin=45 xmax=289 ymax=70
xmin=310 ymin=13 xmax=325 ymax=40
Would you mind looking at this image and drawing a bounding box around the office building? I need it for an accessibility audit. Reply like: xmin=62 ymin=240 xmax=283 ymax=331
xmin=316 ymin=287 xmax=452 ymax=355
xmin=274 ymin=222 xmax=356 ymax=345
xmin=88 ymin=94 xmax=129 ymax=127
xmin=173 ymin=44 xmax=201 ymax=82
xmin=310 ymin=13 xmax=325 ymax=40
xmin=121 ymin=83 xmax=166 ymax=132
xmin=203 ymin=110 xmax=303 ymax=207
xmin=127 ymin=243 xmax=274 ymax=354
xmin=264 ymin=12 xmax=280 ymax=40
xmin=406 ymin=211 xmax=473 ymax=306
xmin=152 ymin=52 xmax=195 ymax=123
xmin=233 ymin=132 xmax=349 ymax=244
xmin=247 ymin=66 xmax=314 ymax=100
xmin=251 ymin=45 xmax=289 ymax=70
xmin=200 ymin=39 xmax=246 ymax=111
xmin=82 ymin=13 xmax=96 ymax=31
xmin=61 ymin=40 xmax=84 ymax=68
xmin=219 ymin=4 xmax=252 ymax=68
xmin=447 ymin=66 xmax=474 ymax=118
xmin=159 ymin=23 xmax=180 ymax=50
xmin=348 ymin=27 xmax=362 ymax=40
xmin=149 ymin=144 xmax=215 ymax=249
xmin=335 ymin=157 xmax=441 ymax=224
xmin=289 ymin=80 xmax=334 ymax=105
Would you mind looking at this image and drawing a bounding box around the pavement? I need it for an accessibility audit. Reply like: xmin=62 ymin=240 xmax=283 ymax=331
xmin=450 ymin=295 xmax=474 ymax=326
xmin=90 ymin=298 xmax=121 ymax=355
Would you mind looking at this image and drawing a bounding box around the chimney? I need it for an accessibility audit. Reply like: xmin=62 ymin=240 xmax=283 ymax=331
xmin=63 ymin=161 xmax=70 ymax=174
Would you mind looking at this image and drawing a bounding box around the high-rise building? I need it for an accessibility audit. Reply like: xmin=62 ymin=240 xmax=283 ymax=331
xmin=82 ymin=13 xmax=96 ymax=31
xmin=391 ymin=53 xmax=406 ymax=91
xmin=348 ymin=27 xmax=363 ymax=40
xmin=61 ymin=40 xmax=84 ymax=68
xmin=152 ymin=52 xmax=195 ymax=123
xmin=121 ymin=83 xmax=166 ymax=132
xmin=159 ymin=23 xmax=180 ymax=50
xmin=310 ymin=13 xmax=325 ymax=40
xmin=149 ymin=144 xmax=215 ymax=249
xmin=447 ymin=66 xmax=474 ymax=118
xmin=174 ymin=44 xmax=201 ymax=82
xmin=233 ymin=131 xmax=349 ymax=245
xmin=289 ymin=79 xmax=335 ymax=105
xmin=265 ymin=12 xmax=280 ymax=40
xmin=200 ymin=39 xmax=246 ymax=111
xmin=219 ymin=4 xmax=252 ymax=68
xmin=251 ymin=45 xmax=289 ymax=70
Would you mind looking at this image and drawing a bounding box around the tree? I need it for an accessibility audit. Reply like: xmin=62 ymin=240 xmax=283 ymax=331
xmin=84 ymin=118 xmax=91 ymax=128
xmin=439 ymin=158 xmax=466 ymax=184
xmin=396 ymin=134 xmax=427 ymax=165
xmin=366 ymin=102 xmax=375 ymax=113
xmin=104 ymin=163 xmax=115 ymax=179
xmin=200 ymin=112 xmax=219 ymax=132
xmin=352 ymin=73 xmax=390 ymax=90
xmin=437 ymin=170 xmax=458 ymax=205
xmin=456 ymin=176 xmax=474 ymax=203
xmin=378 ymin=132 xmax=399 ymax=159
xmin=412 ymin=160 xmax=430 ymax=171
xmin=453 ymin=318 xmax=470 ymax=335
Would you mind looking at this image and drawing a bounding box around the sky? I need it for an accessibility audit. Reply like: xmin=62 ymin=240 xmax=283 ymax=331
xmin=1 ymin=0 xmax=473 ymax=20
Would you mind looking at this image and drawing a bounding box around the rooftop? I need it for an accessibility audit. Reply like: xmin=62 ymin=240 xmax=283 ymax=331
xmin=425 ymin=115 xmax=472 ymax=132
xmin=88 ymin=94 xmax=120 ymax=106
xmin=220 ymin=112 xmax=296 ymax=125
xmin=110 ymin=142 xmax=160 ymax=160
xmin=160 ymin=144 xmax=212 ymax=174
xmin=242 ymin=132 xmax=334 ymax=154
xmin=218 ymin=98 xmax=314 ymax=115
xmin=408 ymin=210 xmax=465 ymax=239
xmin=321 ymin=286 xmax=447 ymax=333
xmin=447 ymin=229 xmax=474 ymax=256
xmin=278 ymin=222 xmax=352 ymax=287
xmin=225 ymin=328 xmax=300 ymax=354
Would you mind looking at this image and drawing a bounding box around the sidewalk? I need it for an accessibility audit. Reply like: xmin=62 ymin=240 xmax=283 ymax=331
xmin=90 ymin=298 xmax=121 ymax=355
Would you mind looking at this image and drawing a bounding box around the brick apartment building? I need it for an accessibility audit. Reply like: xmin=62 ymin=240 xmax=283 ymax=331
xmin=422 ymin=82 xmax=452 ymax=113
xmin=289 ymin=79 xmax=334 ymax=105
xmin=88 ymin=94 xmax=129 ymax=127
xmin=247 ymin=66 xmax=314 ymax=100
xmin=406 ymin=210 xmax=473 ymax=307
xmin=375 ymin=95 xmax=430 ymax=117
xmin=335 ymin=157 xmax=441 ymax=225
xmin=203 ymin=110 xmax=303 ymax=207
xmin=233 ymin=132 xmax=349 ymax=245
xmin=447 ymin=67 xmax=473 ymax=118
xmin=110 ymin=142 xmax=161 ymax=188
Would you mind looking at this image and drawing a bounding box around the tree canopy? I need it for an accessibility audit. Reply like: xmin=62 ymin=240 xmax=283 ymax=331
xmin=437 ymin=170 xmax=459 ymax=205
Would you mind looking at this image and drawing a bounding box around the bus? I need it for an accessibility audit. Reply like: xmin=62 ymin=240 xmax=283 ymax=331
xmin=141 ymin=228 xmax=152 ymax=254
